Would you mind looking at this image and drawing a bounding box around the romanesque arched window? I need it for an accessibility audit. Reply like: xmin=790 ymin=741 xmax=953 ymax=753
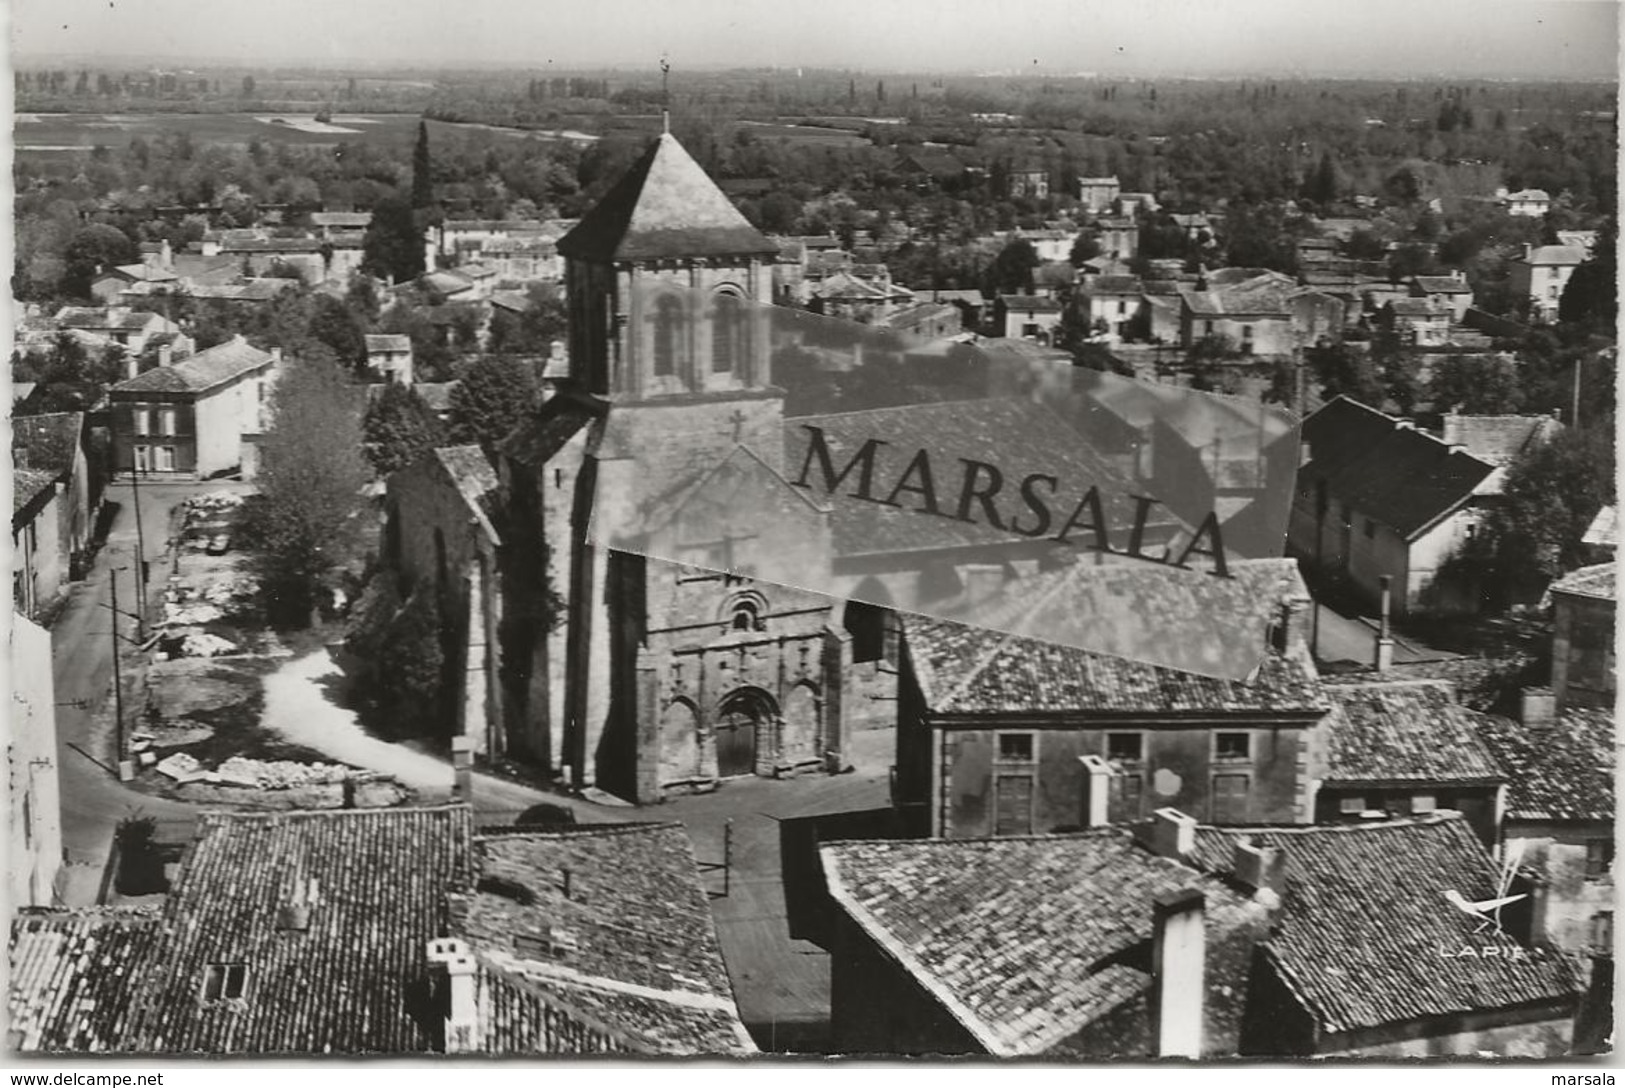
xmin=712 ymin=290 xmax=744 ymax=374
xmin=653 ymin=294 xmax=684 ymax=378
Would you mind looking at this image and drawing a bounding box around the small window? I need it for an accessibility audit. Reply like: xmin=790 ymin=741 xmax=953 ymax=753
xmin=202 ymin=963 xmax=247 ymax=1001
xmin=159 ymin=408 xmax=176 ymax=436
xmin=1106 ymin=732 xmax=1143 ymax=763
xmin=1585 ymin=839 xmax=1615 ymax=880
xmin=133 ymin=408 xmax=151 ymax=435
xmin=1411 ymin=793 xmax=1436 ymax=814
xmin=727 ymin=597 xmax=763 ymax=632
xmin=997 ymin=733 xmax=1034 ymax=762
xmin=1339 ymin=795 xmax=1366 ymax=815
xmin=1590 ymin=912 xmax=1613 ymax=955
xmin=1215 ymin=732 xmax=1251 ymax=761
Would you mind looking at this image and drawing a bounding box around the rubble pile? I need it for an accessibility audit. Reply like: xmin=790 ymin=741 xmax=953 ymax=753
xmin=215 ymin=756 xmax=365 ymax=790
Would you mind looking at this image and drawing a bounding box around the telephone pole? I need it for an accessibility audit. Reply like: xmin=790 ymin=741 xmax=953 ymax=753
xmin=129 ymin=455 xmax=148 ymax=639
xmin=110 ymin=569 xmax=134 ymax=781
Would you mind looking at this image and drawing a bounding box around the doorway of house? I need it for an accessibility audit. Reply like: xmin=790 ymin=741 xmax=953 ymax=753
xmin=715 ymin=689 xmax=774 ymax=777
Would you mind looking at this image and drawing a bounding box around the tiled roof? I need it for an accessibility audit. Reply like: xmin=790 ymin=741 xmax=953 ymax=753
xmin=1505 ymin=188 xmax=1552 ymax=202
xmin=1085 ymin=275 xmax=1144 ymax=295
xmin=820 ymin=830 xmax=1261 ymax=1056
xmin=930 ymin=289 xmax=986 ymax=306
xmin=498 ymin=392 xmax=602 ymax=467
xmin=997 ymin=293 xmax=1063 ymax=312
xmin=12 ymin=412 xmax=83 ymax=477
xmin=1412 ymin=275 xmax=1472 ymax=294
xmin=1550 ymin=562 xmax=1615 ymax=601
xmin=904 ymin=558 xmax=1326 ymax=717
xmin=1520 ymin=245 xmax=1586 ymax=267
xmin=421 ymin=270 xmax=474 ymax=295
xmin=9 ymin=809 xmax=751 ymax=1056
xmin=454 ymin=825 xmax=754 ymax=1055
xmin=187 ymin=281 xmax=300 ymax=302
xmin=118 ymin=806 xmax=473 ymax=1053
xmin=55 ymin=306 xmax=161 ymax=331
xmin=1472 ymin=709 xmax=1614 ymax=822
xmin=434 ymin=445 xmax=500 ymax=544
xmin=788 ymin=398 xmax=1167 ymax=558
xmin=365 ymin=334 xmax=412 ymax=353
xmin=1322 ymin=681 xmax=1505 ymax=784
xmin=558 ymin=134 xmax=777 ymax=263
xmin=1442 ymin=413 xmax=1563 ymax=467
xmin=310 ymin=211 xmax=372 ymax=228
xmin=1582 ymin=504 xmax=1616 ymax=548
xmin=443 ymin=218 xmax=546 ymax=233
xmin=220 ymin=238 xmax=324 ymax=253
xmin=8 ymin=909 xmax=163 ymax=1052
xmin=111 ymin=338 xmax=274 ymax=396
xmin=1182 ymin=273 xmax=1296 ymax=317
xmin=13 ymin=468 xmax=59 ymax=519
xmin=1388 ymin=298 xmax=1446 ymax=318
xmin=1186 ymin=816 xmax=1585 ymax=1036
xmin=1299 ymin=397 xmax=1495 ymax=541
xmin=415 ymin=381 xmax=459 ymax=414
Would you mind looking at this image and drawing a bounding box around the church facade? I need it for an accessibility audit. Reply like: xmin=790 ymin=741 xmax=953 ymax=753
xmin=494 ymin=132 xmax=855 ymax=803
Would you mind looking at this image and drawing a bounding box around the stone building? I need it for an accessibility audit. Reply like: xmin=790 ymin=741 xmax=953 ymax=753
xmin=494 ymin=132 xmax=851 ymax=802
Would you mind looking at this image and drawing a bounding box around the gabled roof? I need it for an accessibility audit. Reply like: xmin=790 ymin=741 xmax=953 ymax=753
xmin=111 ymin=337 xmax=275 ymax=396
xmin=1321 ymin=680 xmax=1505 ymax=784
xmin=1549 ymin=562 xmax=1615 ymax=602
xmin=1300 ymin=397 xmax=1496 ymax=541
xmin=1387 ymin=298 xmax=1447 ymax=318
xmin=1185 ymin=816 xmax=1584 ymax=1037
xmin=8 ymin=808 xmax=753 ymax=1056
xmin=310 ymin=211 xmax=372 ymax=228
xmin=433 ymin=445 xmax=500 ymax=545
xmin=1442 ymin=413 xmax=1562 ymax=468
xmin=1519 ymin=245 xmax=1587 ymax=267
xmin=1085 ymin=275 xmax=1144 ymax=295
xmin=558 ymin=134 xmax=776 ymax=263
xmin=1182 ymin=273 xmax=1296 ymax=317
xmin=1581 ymin=504 xmax=1616 ymax=548
xmin=903 ymin=561 xmax=1326 ymax=719
xmin=455 ymin=825 xmax=755 ymax=1055
xmin=996 ymin=293 xmax=1063 ymax=312
xmin=1472 ymin=709 xmax=1614 ymax=822
xmin=1412 ymin=275 xmax=1472 ymax=294
xmin=819 ymin=829 xmax=1260 ymax=1056
xmin=365 ymin=334 xmax=412 ymax=353
xmin=12 ymin=467 xmax=59 ymax=520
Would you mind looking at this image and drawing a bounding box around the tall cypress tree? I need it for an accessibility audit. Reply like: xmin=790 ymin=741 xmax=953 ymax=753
xmin=411 ymin=119 xmax=434 ymax=209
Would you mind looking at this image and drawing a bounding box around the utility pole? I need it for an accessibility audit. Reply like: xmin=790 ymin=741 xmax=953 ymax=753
xmin=1572 ymin=354 xmax=1583 ymax=432
xmin=128 ymin=451 xmax=148 ymax=638
xmin=110 ymin=569 xmax=134 ymax=781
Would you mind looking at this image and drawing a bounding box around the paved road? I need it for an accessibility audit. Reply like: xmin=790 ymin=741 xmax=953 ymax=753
xmin=51 ymin=479 xmax=238 ymax=906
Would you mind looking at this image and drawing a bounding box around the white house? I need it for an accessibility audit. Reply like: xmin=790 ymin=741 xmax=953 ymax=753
xmin=1509 ymin=244 xmax=1587 ymax=321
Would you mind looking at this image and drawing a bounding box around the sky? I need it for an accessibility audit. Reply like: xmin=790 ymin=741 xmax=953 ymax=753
xmin=8 ymin=0 xmax=1621 ymax=79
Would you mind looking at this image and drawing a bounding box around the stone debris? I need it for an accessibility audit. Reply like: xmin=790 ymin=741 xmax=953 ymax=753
xmin=155 ymin=752 xmax=205 ymax=782
xmin=214 ymin=756 xmax=366 ymax=790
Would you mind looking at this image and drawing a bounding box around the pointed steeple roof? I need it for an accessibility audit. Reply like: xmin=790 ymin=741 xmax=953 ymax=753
xmin=558 ymin=133 xmax=777 ymax=263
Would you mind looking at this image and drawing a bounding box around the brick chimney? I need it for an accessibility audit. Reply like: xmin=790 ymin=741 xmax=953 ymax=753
xmin=426 ymin=937 xmax=478 ymax=1053
xmin=127 ymin=351 xmax=141 ymax=382
xmin=1441 ymin=410 xmax=1463 ymax=446
xmin=1138 ymin=807 xmax=1197 ymax=861
xmin=1151 ymin=887 xmax=1206 ymax=1058
xmin=157 ymin=344 xmax=172 ymax=369
xmin=1277 ymin=594 xmax=1312 ymax=654
xmin=1078 ymin=754 xmax=1114 ymax=828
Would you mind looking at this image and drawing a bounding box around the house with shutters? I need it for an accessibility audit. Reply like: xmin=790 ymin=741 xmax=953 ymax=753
xmin=1547 ymin=563 xmax=1615 ymax=712
xmin=891 ymin=558 xmax=1330 ymax=838
xmin=7 ymin=807 xmax=755 ymax=1056
xmin=817 ymin=810 xmax=1588 ymax=1057
xmin=1313 ymin=680 xmax=1506 ymax=845
xmin=1509 ymin=244 xmax=1587 ymax=321
xmin=108 ymin=336 xmax=279 ymax=478
xmin=1288 ymin=396 xmax=1499 ymax=615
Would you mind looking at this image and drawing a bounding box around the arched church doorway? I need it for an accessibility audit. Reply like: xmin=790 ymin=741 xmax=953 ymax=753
xmin=715 ymin=688 xmax=775 ymax=777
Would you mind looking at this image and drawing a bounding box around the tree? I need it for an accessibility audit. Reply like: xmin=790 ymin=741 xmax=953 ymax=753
xmin=361 ymin=191 xmax=425 ymax=283
xmin=1308 ymin=341 xmax=1385 ymax=407
xmin=1455 ymin=425 xmax=1615 ymax=605
xmin=308 ymin=293 xmax=368 ymax=368
xmin=985 ymin=238 xmax=1039 ymax=294
xmin=1429 ymin=355 xmax=1523 ymax=414
xmin=1068 ymin=231 xmax=1102 ymax=268
xmin=373 ymin=587 xmax=446 ymax=738
xmin=362 ymin=382 xmax=445 ymax=478
xmin=62 ymin=223 xmax=136 ymax=298
xmin=247 ymin=347 xmax=369 ymax=627
xmin=1303 ymin=151 xmax=1338 ymax=205
xmin=1558 ymin=227 xmax=1616 ymax=330
xmin=447 ymin=355 xmax=540 ymax=453
xmin=15 ymin=333 xmax=126 ymax=414
xmin=241 ymin=75 xmax=256 ymax=97
xmin=411 ymin=119 xmax=435 ymax=210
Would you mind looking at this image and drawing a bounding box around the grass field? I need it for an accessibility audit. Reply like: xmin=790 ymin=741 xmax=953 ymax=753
xmin=13 ymin=112 xmax=565 ymax=157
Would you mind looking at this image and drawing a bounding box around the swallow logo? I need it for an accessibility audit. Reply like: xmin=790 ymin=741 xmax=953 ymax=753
xmin=1441 ymin=839 xmax=1526 ymax=936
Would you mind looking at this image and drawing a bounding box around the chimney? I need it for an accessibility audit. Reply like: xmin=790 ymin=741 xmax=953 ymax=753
xmin=1151 ymin=888 xmax=1206 ymax=1058
xmin=127 ymin=352 xmax=141 ymax=382
xmin=452 ymin=735 xmax=474 ymax=801
xmin=1078 ymin=755 xmax=1114 ymax=828
xmin=233 ymin=332 xmax=247 ymax=345
xmin=1231 ymin=839 xmax=1287 ymax=900
xmin=1523 ymin=243 xmax=1534 ymax=262
xmin=160 ymin=238 xmax=173 ymax=271
xmin=1441 ymin=410 xmax=1462 ymax=446
xmin=1520 ymin=687 xmax=1556 ymax=727
xmin=157 ymin=343 xmax=172 ymax=369
xmin=1374 ymin=575 xmax=1395 ymax=672
xmin=1277 ymin=594 xmax=1312 ymax=653
xmin=269 ymin=347 xmax=282 ymax=366
xmin=1138 ymin=807 xmax=1197 ymax=861
xmin=427 ymin=938 xmax=478 ymax=1053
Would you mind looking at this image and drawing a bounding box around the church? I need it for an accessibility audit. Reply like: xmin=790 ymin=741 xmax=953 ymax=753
xmin=493 ymin=131 xmax=856 ymax=803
